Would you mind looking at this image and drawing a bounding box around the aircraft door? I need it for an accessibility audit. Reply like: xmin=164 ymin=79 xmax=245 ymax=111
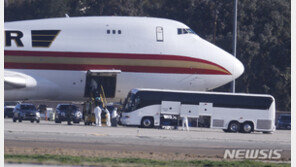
xmin=156 ymin=26 xmax=164 ymax=42
xmin=84 ymin=70 xmax=120 ymax=98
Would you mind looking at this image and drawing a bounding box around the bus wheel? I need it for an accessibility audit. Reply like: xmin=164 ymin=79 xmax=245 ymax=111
xmin=141 ymin=117 xmax=154 ymax=128
xmin=228 ymin=121 xmax=240 ymax=133
xmin=241 ymin=122 xmax=253 ymax=133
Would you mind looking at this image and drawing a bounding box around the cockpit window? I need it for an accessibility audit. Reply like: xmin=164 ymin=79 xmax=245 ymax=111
xmin=177 ymin=28 xmax=196 ymax=35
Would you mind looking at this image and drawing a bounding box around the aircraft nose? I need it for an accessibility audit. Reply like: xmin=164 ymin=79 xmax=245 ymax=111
xmin=232 ymin=57 xmax=244 ymax=79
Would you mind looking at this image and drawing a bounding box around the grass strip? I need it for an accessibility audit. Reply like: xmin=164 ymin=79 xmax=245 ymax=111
xmin=5 ymin=154 xmax=290 ymax=167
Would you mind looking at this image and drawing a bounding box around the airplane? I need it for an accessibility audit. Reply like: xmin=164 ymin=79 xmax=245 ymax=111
xmin=4 ymin=16 xmax=244 ymax=102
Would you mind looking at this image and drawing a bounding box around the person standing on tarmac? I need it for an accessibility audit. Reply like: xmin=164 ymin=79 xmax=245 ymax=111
xmin=111 ymin=107 xmax=118 ymax=127
xmin=94 ymin=101 xmax=102 ymax=126
xmin=104 ymin=107 xmax=111 ymax=127
xmin=182 ymin=116 xmax=189 ymax=131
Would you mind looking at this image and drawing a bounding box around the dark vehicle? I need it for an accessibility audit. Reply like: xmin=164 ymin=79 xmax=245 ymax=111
xmin=4 ymin=101 xmax=19 ymax=118
xmin=55 ymin=104 xmax=82 ymax=124
xmin=5 ymin=101 xmax=19 ymax=106
xmin=13 ymin=103 xmax=40 ymax=123
xmin=277 ymin=114 xmax=291 ymax=130
xmin=4 ymin=107 xmax=14 ymax=118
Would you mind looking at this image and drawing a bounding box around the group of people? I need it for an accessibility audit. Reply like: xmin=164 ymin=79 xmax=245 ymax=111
xmin=93 ymin=99 xmax=118 ymax=127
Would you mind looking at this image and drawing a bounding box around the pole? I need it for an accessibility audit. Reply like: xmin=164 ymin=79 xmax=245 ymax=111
xmin=231 ymin=0 xmax=237 ymax=93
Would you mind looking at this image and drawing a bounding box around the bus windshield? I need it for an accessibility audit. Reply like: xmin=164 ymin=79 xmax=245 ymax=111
xmin=123 ymin=92 xmax=141 ymax=112
xmin=124 ymin=93 xmax=134 ymax=112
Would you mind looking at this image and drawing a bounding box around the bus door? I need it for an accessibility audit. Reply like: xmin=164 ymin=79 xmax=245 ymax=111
xmin=84 ymin=70 xmax=121 ymax=98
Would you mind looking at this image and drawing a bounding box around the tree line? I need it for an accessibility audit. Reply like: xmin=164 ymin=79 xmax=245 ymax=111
xmin=4 ymin=0 xmax=291 ymax=111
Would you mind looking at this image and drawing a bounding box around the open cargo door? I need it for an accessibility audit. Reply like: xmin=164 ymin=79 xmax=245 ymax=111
xmin=84 ymin=70 xmax=121 ymax=98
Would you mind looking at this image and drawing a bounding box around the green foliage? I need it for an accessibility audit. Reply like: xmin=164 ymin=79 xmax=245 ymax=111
xmin=4 ymin=0 xmax=291 ymax=111
xmin=5 ymin=154 xmax=291 ymax=167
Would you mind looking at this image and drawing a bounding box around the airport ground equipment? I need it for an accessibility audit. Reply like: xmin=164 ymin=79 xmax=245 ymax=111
xmin=120 ymin=88 xmax=276 ymax=133
xmin=84 ymin=83 xmax=110 ymax=125
xmin=83 ymin=101 xmax=96 ymax=125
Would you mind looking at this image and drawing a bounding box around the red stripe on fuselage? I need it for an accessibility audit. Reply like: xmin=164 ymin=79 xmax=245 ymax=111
xmin=4 ymin=50 xmax=231 ymax=75
xmin=5 ymin=63 xmax=229 ymax=75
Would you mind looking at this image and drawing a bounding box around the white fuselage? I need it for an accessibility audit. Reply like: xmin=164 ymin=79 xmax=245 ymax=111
xmin=4 ymin=16 xmax=244 ymax=101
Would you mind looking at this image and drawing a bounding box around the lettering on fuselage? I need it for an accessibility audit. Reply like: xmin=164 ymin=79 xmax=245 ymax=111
xmin=5 ymin=30 xmax=60 ymax=48
xmin=5 ymin=30 xmax=24 ymax=47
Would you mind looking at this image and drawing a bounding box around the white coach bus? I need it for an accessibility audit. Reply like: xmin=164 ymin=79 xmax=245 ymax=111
xmin=120 ymin=89 xmax=276 ymax=133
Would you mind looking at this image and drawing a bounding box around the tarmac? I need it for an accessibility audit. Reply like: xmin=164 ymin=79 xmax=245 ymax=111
xmin=4 ymin=119 xmax=291 ymax=161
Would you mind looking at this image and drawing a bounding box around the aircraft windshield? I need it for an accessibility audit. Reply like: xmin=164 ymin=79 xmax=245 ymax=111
xmin=177 ymin=28 xmax=197 ymax=35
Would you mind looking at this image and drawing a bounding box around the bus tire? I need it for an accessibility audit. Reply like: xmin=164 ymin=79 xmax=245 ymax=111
xmin=228 ymin=121 xmax=240 ymax=133
xmin=141 ymin=117 xmax=154 ymax=128
xmin=241 ymin=122 xmax=253 ymax=133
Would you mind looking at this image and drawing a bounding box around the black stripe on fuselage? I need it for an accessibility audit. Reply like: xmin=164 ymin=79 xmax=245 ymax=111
xmin=31 ymin=30 xmax=60 ymax=47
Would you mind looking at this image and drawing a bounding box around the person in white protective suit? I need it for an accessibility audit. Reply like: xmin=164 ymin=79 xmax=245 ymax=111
xmin=111 ymin=107 xmax=118 ymax=127
xmin=182 ymin=116 xmax=189 ymax=131
xmin=104 ymin=107 xmax=111 ymax=127
xmin=94 ymin=102 xmax=102 ymax=126
xmin=111 ymin=108 xmax=118 ymax=119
